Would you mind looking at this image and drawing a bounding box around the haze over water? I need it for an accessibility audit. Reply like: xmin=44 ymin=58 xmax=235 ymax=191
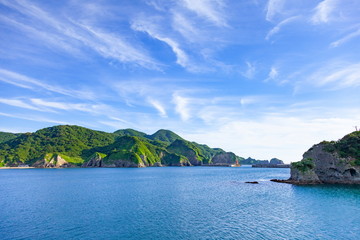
xmin=1 ymin=167 xmax=360 ymax=240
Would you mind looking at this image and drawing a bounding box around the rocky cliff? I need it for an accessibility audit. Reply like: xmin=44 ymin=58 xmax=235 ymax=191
xmin=275 ymin=131 xmax=360 ymax=184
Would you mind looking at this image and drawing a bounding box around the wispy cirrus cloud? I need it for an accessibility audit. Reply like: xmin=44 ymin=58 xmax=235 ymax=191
xmin=311 ymin=0 xmax=339 ymax=24
xmin=172 ymin=93 xmax=191 ymax=121
xmin=241 ymin=62 xmax=256 ymax=79
xmin=0 ymin=69 xmax=95 ymax=99
xmin=310 ymin=63 xmax=360 ymax=89
xmin=131 ymin=16 xmax=197 ymax=71
xmin=293 ymin=61 xmax=360 ymax=93
xmin=266 ymin=16 xmax=299 ymax=40
xmin=264 ymin=66 xmax=278 ymax=82
xmin=0 ymin=0 xmax=160 ymax=70
xmin=147 ymin=98 xmax=167 ymax=118
xmin=0 ymin=111 xmax=70 ymax=125
xmin=331 ymin=28 xmax=360 ymax=48
xmin=180 ymin=0 xmax=228 ymax=27
xmin=265 ymin=0 xmax=286 ymax=22
xmin=0 ymin=98 xmax=44 ymax=111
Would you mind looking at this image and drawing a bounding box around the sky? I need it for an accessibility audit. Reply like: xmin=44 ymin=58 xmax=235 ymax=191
xmin=1 ymin=0 xmax=360 ymax=163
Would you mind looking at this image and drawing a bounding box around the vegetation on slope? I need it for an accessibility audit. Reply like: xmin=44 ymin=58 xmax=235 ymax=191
xmin=0 ymin=125 xmax=115 ymax=166
xmin=167 ymin=139 xmax=205 ymax=165
xmin=323 ymin=131 xmax=360 ymax=165
xmin=291 ymin=158 xmax=315 ymax=172
xmin=113 ymin=129 xmax=147 ymax=138
xmin=148 ymin=129 xmax=183 ymax=143
xmin=0 ymin=132 xmax=21 ymax=144
xmin=0 ymin=125 xmax=245 ymax=167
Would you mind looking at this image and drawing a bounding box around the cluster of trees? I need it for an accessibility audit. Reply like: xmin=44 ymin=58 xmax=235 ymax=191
xmin=0 ymin=125 xmax=236 ymax=167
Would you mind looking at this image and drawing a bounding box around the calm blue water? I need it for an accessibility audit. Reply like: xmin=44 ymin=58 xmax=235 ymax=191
xmin=1 ymin=166 xmax=360 ymax=240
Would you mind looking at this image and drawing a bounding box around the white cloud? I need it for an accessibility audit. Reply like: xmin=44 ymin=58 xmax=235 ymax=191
xmin=311 ymin=0 xmax=338 ymax=24
xmin=180 ymin=0 xmax=228 ymax=27
xmin=0 ymin=69 xmax=95 ymax=99
xmin=330 ymin=28 xmax=360 ymax=47
xmin=309 ymin=63 xmax=360 ymax=89
xmin=265 ymin=0 xmax=285 ymax=22
xmin=0 ymin=98 xmax=43 ymax=111
xmin=1 ymin=0 xmax=160 ymax=70
xmin=172 ymin=93 xmax=191 ymax=121
xmin=30 ymin=98 xmax=115 ymax=115
xmin=182 ymin=115 xmax=360 ymax=163
xmin=241 ymin=62 xmax=256 ymax=79
xmin=266 ymin=16 xmax=298 ymax=40
xmin=148 ymin=98 xmax=167 ymax=117
xmin=264 ymin=67 xmax=278 ymax=82
xmin=131 ymin=17 xmax=196 ymax=71
xmin=171 ymin=11 xmax=200 ymax=43
xmin=0 ymin=111 xmax=70 ymax=125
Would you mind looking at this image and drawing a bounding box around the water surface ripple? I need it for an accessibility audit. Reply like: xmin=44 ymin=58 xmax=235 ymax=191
xmin=1 ymin=167 xmax=360 ymax=239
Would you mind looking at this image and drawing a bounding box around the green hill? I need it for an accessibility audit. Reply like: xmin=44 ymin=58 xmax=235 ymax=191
xmin=113 ymin=129 xmax=147 ymax=138
xmin=0 ymin=125 xmax=250 ymax=168
xmin=148 ymin=129 xmax=183 ymax=143
xmin=0 ymin=125 xmax=115 ymax=166
xmin=0 ymin=131 xmax=21 ymax=143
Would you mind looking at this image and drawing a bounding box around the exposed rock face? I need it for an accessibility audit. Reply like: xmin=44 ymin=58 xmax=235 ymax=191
xmin=33 ymin=155 xmax=71 ymax=168
xmin=82 ymin=155 xmax=103 ymax=167
xmin=211 ymin=152 xmax=236 ymax=165
xmin=285 ymin=144 xmax=360 ymax=184
xmin=152 ymin=162 xmax=163 ymax=167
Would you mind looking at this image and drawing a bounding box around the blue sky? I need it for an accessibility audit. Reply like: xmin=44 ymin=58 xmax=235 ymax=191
xmin=1 ymin=0 xmax=360 ymax=163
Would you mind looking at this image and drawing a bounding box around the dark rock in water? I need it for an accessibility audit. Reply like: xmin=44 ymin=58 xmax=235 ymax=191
xmin=277 ymin=131 xmax=360 ymax=185
xmin=245 ymin=181 xmax=259 ymax=184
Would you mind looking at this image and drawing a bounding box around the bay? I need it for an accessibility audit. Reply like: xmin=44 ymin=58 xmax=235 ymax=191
xmin=1 ymin=166 xmax=360 ymax=240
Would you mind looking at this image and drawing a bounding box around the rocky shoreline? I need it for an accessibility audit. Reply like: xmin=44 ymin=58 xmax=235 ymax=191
xmin=273 ymin=131 xmax=360 ymax=185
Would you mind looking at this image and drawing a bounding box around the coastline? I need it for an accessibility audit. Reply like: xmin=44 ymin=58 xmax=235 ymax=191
xmin=0 ymin=167 xmax=35 ymax=169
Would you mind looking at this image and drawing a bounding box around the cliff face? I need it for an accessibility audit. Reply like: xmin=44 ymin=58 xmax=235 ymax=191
xmin=33 ymin=154 xmax=72 ymax=168
xmin=287 ymin=131 xmax=360 ymax=184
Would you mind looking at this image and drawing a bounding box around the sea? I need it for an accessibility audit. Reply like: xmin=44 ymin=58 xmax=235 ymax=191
xmin=1 ymin=166 xmax=360 ymax=240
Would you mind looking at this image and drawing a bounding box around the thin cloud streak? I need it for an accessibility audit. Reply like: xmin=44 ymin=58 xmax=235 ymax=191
xmin=311 ymin=0 xmax=338 ymax=24
xmin=0 ymin=69 xmax=95 ymax=99
xmin=0 ymin=111 xmax=70 ymax=125
xmin=148 ymin=98 xmax=167 ymax=117
xmin=1 ymin=0 xmax=160 ymax=70
xmin=331 ymin=28 xmax=360 ymax=48
xmin=180 ymin=0 xmax=228 ymax=27
xmin=266 ymin=16 xmax=299 ymax=40
xmin=265 ymin=0 xmax=285 ymax=22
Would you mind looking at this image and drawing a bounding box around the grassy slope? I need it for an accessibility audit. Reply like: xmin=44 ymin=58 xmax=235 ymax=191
xmin=0 ymin=125 xmax=242 ymax=167
xmin=0 ymin=125 xmax=115 ymax=166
